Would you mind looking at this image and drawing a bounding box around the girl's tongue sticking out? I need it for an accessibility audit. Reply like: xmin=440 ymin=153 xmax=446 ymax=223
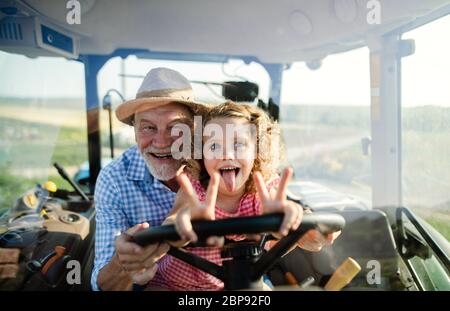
xmin=219 ymin=167 xmax=240 ymax=192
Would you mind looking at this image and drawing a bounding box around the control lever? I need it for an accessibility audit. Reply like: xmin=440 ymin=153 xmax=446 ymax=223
xmin=53 ymin=162 xmax=90 ymax=201
xmin=26 ymin=246 xmax=65 ymax=273
xmin=324 ymin=257 xmax=361 ymax=291
xmin=299 ymin=276 xmax=315 ymax=288
xmin=26 ymin=246 xmax=71 ymax=286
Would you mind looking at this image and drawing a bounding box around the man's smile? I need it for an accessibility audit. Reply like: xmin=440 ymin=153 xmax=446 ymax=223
xmin=148 ymin=152 xmax=173 ymax=159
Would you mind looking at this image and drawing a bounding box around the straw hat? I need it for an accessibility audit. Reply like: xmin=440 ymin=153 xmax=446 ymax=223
xmin=116 ymin=67 xmax=208 ymax=125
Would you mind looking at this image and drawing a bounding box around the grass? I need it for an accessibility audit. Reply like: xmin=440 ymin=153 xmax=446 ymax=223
xmin=0 ymin=100 xmax=131 ymax=210
xmin=0 ymin=165 xmax=72 ymax=210
xmin=0 ymin=116 xmax=88 ymax=168
xmin=0 ymin=110 xmax=89 ymax=210
xmin=424 ymin=218 xmax=450 ymax=241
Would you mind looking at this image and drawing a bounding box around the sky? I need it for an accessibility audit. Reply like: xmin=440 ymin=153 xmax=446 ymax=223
xmin=0 ymin=13 xmax=449 ymax=108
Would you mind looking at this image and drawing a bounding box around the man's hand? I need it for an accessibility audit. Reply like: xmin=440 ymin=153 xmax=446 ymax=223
xmin=297 ymin=229 xmax=342 ymax=252
xmin=115 ymin=222 xmax=169 ymax=285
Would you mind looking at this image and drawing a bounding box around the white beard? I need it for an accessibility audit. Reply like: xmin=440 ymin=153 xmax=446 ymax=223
xmin=143 ymin=156 xmax=180 ymax=181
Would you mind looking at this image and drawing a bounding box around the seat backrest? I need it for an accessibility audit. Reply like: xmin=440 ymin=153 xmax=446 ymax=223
xmin=310 ymin=210 xmax=398 ymax=276
xmin=266 ymin=210 xmax=399 ymax=288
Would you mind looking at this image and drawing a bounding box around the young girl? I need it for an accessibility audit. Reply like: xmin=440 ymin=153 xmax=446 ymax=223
xmin=147 ymin=101 xmax=302 ymax=290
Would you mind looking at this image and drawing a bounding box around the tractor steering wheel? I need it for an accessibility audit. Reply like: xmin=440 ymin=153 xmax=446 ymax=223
xmin=132 ymin=212 xmax=345 ymax=290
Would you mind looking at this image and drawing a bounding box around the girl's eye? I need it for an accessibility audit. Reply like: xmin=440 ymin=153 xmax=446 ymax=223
xmin=209 ymin=142 xmax=224 ymax=152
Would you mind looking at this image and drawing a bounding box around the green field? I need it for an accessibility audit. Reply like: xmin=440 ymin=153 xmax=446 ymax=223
xmin=0 ymin=98 xmax=133 ymax=211
xmin=426 ymin=218 xmax=450 ymax=240
xmin=0 ymin=166 xmax=74 ymax=213
xmin=0 ymin=114 xmax=88 ymax=210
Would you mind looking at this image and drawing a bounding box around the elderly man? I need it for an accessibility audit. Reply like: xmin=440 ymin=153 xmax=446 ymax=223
xmin=92 ymin=67 xmax=338 ymax=291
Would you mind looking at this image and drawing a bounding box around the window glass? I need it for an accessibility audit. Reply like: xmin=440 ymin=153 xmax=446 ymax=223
xmin=401 ymin=14 xmax=450 ymax=241
xmin=280 ymin=48 xmax=371 ymax=209
xmin=0 ymin=51 xmax=86 ymax=210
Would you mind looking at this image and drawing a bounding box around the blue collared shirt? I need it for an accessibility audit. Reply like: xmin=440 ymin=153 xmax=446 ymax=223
xmin=91 ymin=146 xmax=176 ymax=291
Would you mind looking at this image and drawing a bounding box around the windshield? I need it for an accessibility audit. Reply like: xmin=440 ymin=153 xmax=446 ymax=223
xmin=97 ymin=56 xmax=270 ymax=158
xmin=280 ymin=47 xmax=372 ymax=209
xmin=0 ymin=50 xmax=87 ymax=212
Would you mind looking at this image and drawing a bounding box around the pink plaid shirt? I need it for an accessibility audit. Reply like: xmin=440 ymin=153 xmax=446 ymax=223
xmin=148 ymin=176 xmax=279 ymax=291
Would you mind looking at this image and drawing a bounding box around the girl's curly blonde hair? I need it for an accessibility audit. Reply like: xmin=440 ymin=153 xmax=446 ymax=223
xmin=184 ymin=100 xmax=284 ymax=193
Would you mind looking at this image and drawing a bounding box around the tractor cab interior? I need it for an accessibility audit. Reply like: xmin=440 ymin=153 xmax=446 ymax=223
xmin=0 ymin=0 xmax=449 ymax=291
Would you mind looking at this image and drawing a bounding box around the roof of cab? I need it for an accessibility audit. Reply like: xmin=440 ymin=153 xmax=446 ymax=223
xmin=5 ymin=0 xmax=450 ymax=62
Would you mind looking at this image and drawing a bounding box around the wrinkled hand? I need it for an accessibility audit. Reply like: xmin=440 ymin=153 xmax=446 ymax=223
xmin=174 ymin=171 xmax=224 ymax=247
xmin=254 ymin=167 xmax=303 ymax=236
xmin=297 ymin=229 xmax=342 ymax=252
xmin=115 ymin=223 xmax=169 ymax=285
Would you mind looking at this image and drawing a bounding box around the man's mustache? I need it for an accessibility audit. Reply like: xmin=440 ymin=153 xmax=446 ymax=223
xmin=142 ymin=146 xmax=173 ymax=154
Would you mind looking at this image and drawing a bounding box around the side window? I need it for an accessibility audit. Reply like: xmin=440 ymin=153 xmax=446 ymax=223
xmin=0 ymin=51 xmax=86 ymax=211
xmin=401 ymin=14 xmax=450 ymax=241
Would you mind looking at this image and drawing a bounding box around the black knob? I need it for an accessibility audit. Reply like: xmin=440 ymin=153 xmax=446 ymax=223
xmin=26 ymin=260 xmax=42 ymax=273
xmin=221 ymin=242 xmax=262 ymax=259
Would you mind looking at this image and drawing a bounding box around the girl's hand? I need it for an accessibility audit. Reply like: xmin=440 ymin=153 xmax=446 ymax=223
xmin=254 ymin=167 xmax=303 ymax=236
xmin=174 ymin=171 xmax=223 ymax=246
